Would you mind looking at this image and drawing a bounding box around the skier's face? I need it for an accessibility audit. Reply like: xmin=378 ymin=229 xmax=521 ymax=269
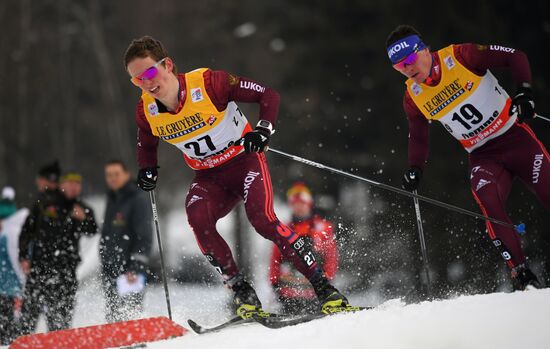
xmin=127 ymin=56 xmax=176 ymax=100
xmin=393 ymin=48 xmax=432 ymax=84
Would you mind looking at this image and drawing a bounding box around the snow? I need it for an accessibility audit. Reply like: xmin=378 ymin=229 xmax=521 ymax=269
xmin=144 ymin=288 xmax=549 ymax=349
xmin=5 ymin=280 xmax=548 ymax=349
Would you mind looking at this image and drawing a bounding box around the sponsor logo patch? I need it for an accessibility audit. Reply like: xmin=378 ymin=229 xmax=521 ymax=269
xmin=207 ymin=115 xmax=217 ymax=125
xmin=421 ymin=78 xmax=464 ymax=116
xmin=187 ymin=195 xmax=203 ymax=207
xmin=191 ymin=88 xmax=204 ymax=102
xmin=476 ymin=178 xmax=491 ymax=191
xmin=465 ymin=81 xmax=474 ymax=91
xmin=489 ymin=45 xmax=515 ymax=53
xmin=443 ymin=55 xmax=455 ymax=69
xmin=239 ymin=81 xmax=266 ymax=93
xmin=470 ymin=166 xmax=494 ymax=179
xmin=388 ymin=41 xmax=411 ymax=59
xmin=243 ymin=171 xmax=260 ymax=203
xmin=148 ymin=103 xmax=159 ymax=116
xmin=411 ymin=82 xmax=423 ymax=96
xmin=190 ymin=183 xmax=208 ymax=192
xmin=532 ymin=154 xmax=544 ymax=184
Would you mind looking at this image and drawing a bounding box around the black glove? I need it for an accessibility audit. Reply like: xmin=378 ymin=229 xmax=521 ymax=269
xmin=137 ymin=166 xmax=159 ymax=191
xmin=402 ymin=167 xmax=422 ymax=191
xmin=510 ymin=84 xmax=535 ymax=123
xmin=242 ymin=128 xmax=270 ymax=154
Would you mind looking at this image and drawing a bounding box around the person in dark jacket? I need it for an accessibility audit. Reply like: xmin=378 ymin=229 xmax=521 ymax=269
xmin=18 ymin=167 xmax=97 ymax=335
xmin=101 ymin=160 xmax=152 ymax=323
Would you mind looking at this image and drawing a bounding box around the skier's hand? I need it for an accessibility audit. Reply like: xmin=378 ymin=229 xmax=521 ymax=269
xmin=242 ymin=128 xmax=270 ymax=154
xmin=137 ymin=166 xmax=159 ymax=191
xmin=402 ymin=167 xmax=422 ymax=191
xmin=20 ymin=259 xmax=31 ymax=275
xmin=510 ymin=83 xmax=535 ymax=123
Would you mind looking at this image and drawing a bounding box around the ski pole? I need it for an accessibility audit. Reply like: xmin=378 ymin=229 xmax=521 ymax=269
xmin=149 ymin=189 xmax=173 ymax=320
xmin=535 ymin=114 xmax=550 ymax=123
xmin=267 ymin=147 xmax=526 ymax=233
xmin=412 ymin=189 xmax=432 ymax=297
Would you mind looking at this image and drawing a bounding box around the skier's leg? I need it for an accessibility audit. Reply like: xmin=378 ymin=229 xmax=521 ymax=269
xmin=240 ymin=153 xmax=349 ymax=312
xmin=469 ymin=161 xmax=523 ymax=268
xmin=241 ymin=153 xmax=319 ymax=279
xmin=511 ymin=123 xmax=550 ymax=210
xmin=186 ymin=177 xmax=241 ymax=280
xmin=498 ymin=124 xmax=550 ymax=289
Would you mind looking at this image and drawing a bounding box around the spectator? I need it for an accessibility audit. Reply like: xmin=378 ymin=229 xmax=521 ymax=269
xmin=269 ymin=183 xmax=339 ymax=315
xmin=0 ymin=187 xmax=28 ymax=345
xmin=18 ymin=167 xmax=97 ymax=335
xmin=35 ymin=160 xmax=61 ymax=193
xmin=59 ymin=171 xmax=97 ymax=238
xmin=101 ymin=160 xmax=152 ymax=323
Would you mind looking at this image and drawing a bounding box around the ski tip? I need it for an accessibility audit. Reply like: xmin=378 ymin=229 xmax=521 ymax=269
xmin=187 ymin=319 xmax=203 ymax=334
xmin=515 ymin=223 xmax=526 ymax=235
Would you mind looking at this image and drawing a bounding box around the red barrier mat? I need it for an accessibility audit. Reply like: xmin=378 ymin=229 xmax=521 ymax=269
xmin=10 ymin=316 xmax=187 ymax=349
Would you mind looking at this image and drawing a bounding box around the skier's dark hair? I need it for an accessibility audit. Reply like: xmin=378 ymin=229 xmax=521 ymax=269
xmin=105 ymin=159 xmax=128 ymax=172
xmin=123 ymin=35 xmax=177 ymax=74
xmin=386 ymin=25 xmax=423 ymax=47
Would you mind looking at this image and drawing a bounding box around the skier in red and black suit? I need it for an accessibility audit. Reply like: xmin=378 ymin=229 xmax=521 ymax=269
xmin=123 ymin=36 xmax=354 ymax=317
xmin=269 ymin=183 xmax=338 ymax=315
xmin=386 ymin=25 xmax=550 ymax=290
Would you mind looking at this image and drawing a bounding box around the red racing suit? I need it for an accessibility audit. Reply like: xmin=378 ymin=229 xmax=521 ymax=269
xmin=404 ymin=44 xmax=550 ymax=269
xmin=135 ymin=69 xmax=322 ymax=282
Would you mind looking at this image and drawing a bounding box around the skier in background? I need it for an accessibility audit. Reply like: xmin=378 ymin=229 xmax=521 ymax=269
xmin=386 ymin=25 xmax=549 ymax=290
xmin=270 ymin=183 xmax=338 ymax=315
xmin=0 ymin=187 xmax=28 ymax=345
xmin=123 ymin=35 xmax=355 ymax=318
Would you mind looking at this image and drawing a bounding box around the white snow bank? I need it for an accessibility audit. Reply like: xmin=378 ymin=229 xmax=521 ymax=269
xmin=146 ymin=288 xmax=549 ymax=349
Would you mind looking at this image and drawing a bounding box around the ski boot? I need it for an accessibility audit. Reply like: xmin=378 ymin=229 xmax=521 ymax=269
xmin=511 ymin=264 xmax=541 ymax=291
xmin=311 ymin=273 xmax=359 ymax=315
xmin=227 ymin=274 xmax=270 ymax=320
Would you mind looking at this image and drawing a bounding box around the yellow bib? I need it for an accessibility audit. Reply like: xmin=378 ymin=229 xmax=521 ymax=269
xmin=406 ymin=45 xmax=515 ymax=152
xmin=141 ymin=68 xmax=251 ymax=169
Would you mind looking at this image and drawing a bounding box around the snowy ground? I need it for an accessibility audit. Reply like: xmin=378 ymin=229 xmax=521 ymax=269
xmin=6 ymin=278 xmax=549 ymax=349
xmin=144 ymin=288 xmax=549 ymax=349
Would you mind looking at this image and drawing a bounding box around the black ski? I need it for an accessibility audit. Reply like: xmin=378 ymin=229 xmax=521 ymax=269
xmin=188 ymin=316 xmax=252 ymax=334
xmin=252 ymin=306 xmax=373 ymax=329
xmin=251 ymin=312 xmax=324 ymax=328
xmin=188 ymin=312 xmax=285 ymax=334
xmin=188 ymin=306 xmax=372 ymax=333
